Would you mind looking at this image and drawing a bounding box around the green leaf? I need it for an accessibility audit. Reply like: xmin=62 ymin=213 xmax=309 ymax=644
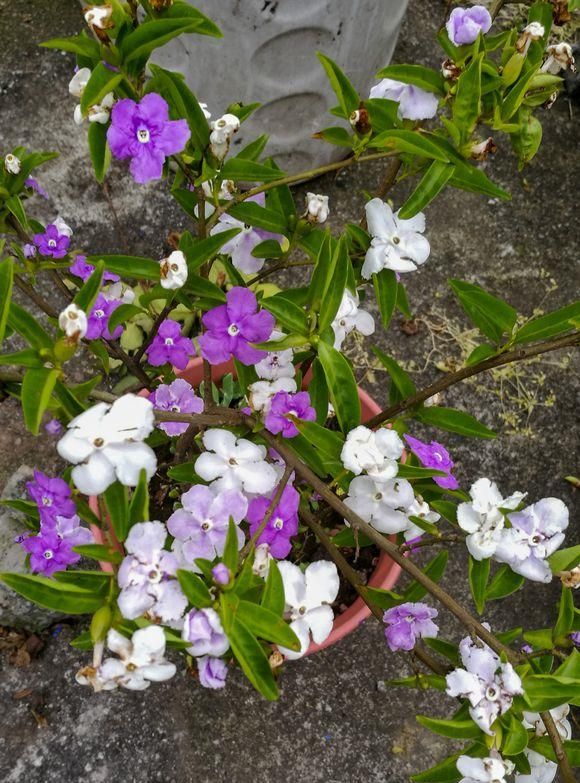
xmin=376 ymin=64 xmax=446 ymax=95
xmin=166 ymin=462 xmax=198 ymax=483
xmin=468 ymin=555 xmax=490 ymax=614
xmin=103 ymin=481 xmax=129 ymax=542
xmin=528 ymin=737 xmax=580 ymax=766
xmin=0 ymin=258 xmax=14 ymax=344
xmin=161 ymin=1 xmax=221 ymax=37
xmin=8 ymin=302 xmax=53 ymax=349
xmin=261 ymin=559 xmax=285 ymax=616
xmin=466 ymin=344 xmax=496 ymax=366
xmin=513 ymin=301 xmax=580 ymax=344
xmin=398 ymin=160 xmax=455 ymax=219
xmin=317 ymin=340 xmax=360 ymax=433
xmin=396 ymin=464 xmax=447 ymax=479
xmin=453 ymin=54 xmax=483 ymax=142
xmin=373 ymin=269 xmax=398 ymax=329
xmin=220 ymin=159 xmax=286 ymax=183
xmin=228 ymin=202 xmax=287 ymax=234
xmin=107 ymin=304 xmax=146 ymax=333
xmin=147 ymin=65 xmax=210 ymax=151
xmin=411 ymin=748 xmax=482 ymax=783
xmin=404 ymin=552 xmax=448 ymax=603
xmin=313 ymin=126 xmax=353 ymax=147
xmin=485 ymin=565 xmax=524 ymax=601
xmin=222 ymin=518 xmax=240 ymax=572
xmin=416 ymin=716 xmax=481 ymax=740
xmin=85 ymin=254 xmax=160 ymax=281
xmin=21 ymin=368 xmax=60 ymax=435
xmin=553 ymin=587 xmax=574 ymax=642
xmin=501 ymin=712 xmax=529 ymax=756
xmin=72 ymin=544 xmax=123 ymax=565
xmin=53 ymin=381 xmax=85 ymax=419
xmin=261 ymin=294 xmax=309 ymax=335
xmin=549 ymin=545 xmax=580 ymax=574
xmin=87 ymin=122 xmax=111 ymax=183
xmin=5 ymin=195 xmax=29 ymax=232
xmin=128 ymin=469 xmax=149 ymax=525
xmin=121 ymin=18 xmax=209 ymax=64
xmin=361 ymin=585 xmax=402 ymax=610
xmin=176 ymin=569 xmax=213 ymax=608
xmin=183 ymin=272 xmax=227 ymax=304
xmin=449 ymin=279 xmax=517 ymax=342
xmin=424 ymin=637 xmax=460 ymax=665
xmin=318 ymin=239 xmax=349 ymax=332
xmin=0 ymin=572 xmax=108 ymax=614
xmin=251 ymin=239 xmax=285 ymax=259
xmin=372 ymin=347 xmax=416 ymax=403
xmin=74 ymin=261 xmax=104 ymax=312
xmin=237 ymin=600 xmax=300 ymax=650
xmin=228 ymin=616 xmax=279 ymax=700
xmin=0 ymin=349 xmax=42 ymax=368
xmin=369 ymin=129 xmax=450 ymax=162
xmin=41 ymin=33 xmax=100 ymax=59
xmin=295 ymin=420 xmax=344 ymax=461
xmin=317 ymin=52 xmax=359 ymax=118
xmin=80 ymin=63 xmax=122 ymax=114
xmin=523 ymin=674 xmax=580 ymax=711
xmin=308 ymin=358 xmax=329 ymax=425
xmin=416 ymin=406 xmax=496 ymax=439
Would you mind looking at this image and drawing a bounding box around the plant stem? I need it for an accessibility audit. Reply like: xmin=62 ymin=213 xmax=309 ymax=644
xmin=243 ymin=464 xmax=293 ymax=556
xmin=246 ymin=258 xmax=314 ymax=287
xmin=133 ymin=300 xmax=174 ymax=363
xmin=365 ymin=332 xmax=580 ymax=429
xmin=540 ymin=710 xmax=575 ymax=783
xmin=13 ymin=274 xmax=58 ymax=319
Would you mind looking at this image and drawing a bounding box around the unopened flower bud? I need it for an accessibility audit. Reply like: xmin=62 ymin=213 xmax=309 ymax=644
xmin=561 ymin=566 xmax=580 ymax=589
xmin=210 ymin=113 xmax=240 ymax=161
xmin=470 ymin=137 xmax=497 ymax=160
xmin=542 ymin=43 xmax=576 ymax=75
xmin=84 ymin=3 xmax=113 ymax=29
xmin=305 ymin=192 xmax=330 ymax=224
xmin=58 ymin=303 xmax=88 ymax=342
xmin=516 ymin=22 xmax=545 ymax=56
xmin=441 ymin=59 xmax=461 ymax=80
xmin=4 ymin=154 xmax=21 ymax=174
xmin=90 ymin=605 xmax=112 ymax=644
xmin=199 ymin=102 xmax=211 ymax=120
xmin=211 ymin=563 xmax=230 ymax=586
xmin=69 ymin=67 xmax=91 ymax=99
xmin=252 ymin=543 xmax=272 ymax=578
xmin=349 ymin=106 xmax=371 ymax=134
xmin=159 ymin=249 xmax=188 ymax=290
xmin=424 ymin=392 xmax=442 ymax=407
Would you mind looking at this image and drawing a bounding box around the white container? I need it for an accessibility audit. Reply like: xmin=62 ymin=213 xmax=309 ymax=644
xmin=153 ymin=0 xmax=408 ymax=171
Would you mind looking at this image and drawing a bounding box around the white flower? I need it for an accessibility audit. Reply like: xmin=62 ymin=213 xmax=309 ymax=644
xmin=515 ymin=751 xmax=557 ymax=783
xmin=159 ymin=250 xmax=188 ymax=290
xmin=57 ymin=395 xmax=157 ymax=494
xmin=277 ymin=560 xmax=339 ymax=659
xmin=457 ymin=478 xmax=525 ymax=561
xmin=541 ymin=43 xmax=576 ymax=75
xmin=54 ymin=216 xmax=73 ymax=237
xmin=87 ymin=92 xmax=114 ymax=124
xmin=523 ymin=704 xmax=572 ymax=740
xmin=344 ymin=475 xmax=415 ymax=534
xmin=58 ymin=303 xmax=88 ymax=341
xmin=84 ymin=4 xmax=113 ymax=29
xmin=457 ymin=753 xmax=514 ymax=783
xmin=248 ymin=377 xmax=297 ymax=413
xmin=305 ymin=192 xmax=329 ymax=224
xmin=196 ymin=178 xmax=234 ymax=217
xmin=341 ymin=424 xmax=403 ymax=482
xmin=255 ymin=331 xmax=294 ymax=381
xmin=103 ymin=280 xmax=135 ymax=304
xmin=253 ymin=543 xmax=272 ymax=579
xmin=331 ymin=289 xmax=375 ymax=349
xmin=194 ymin=428 xmax=277 ymax=495
xmin=516 ymin=22 xmax=545 ymax=55
xmin=68 ymin=67 xmax=91 ymax=98
xmin=209 ymin=113 xmax=240 ymax=160
xmin=4 ymin=154 xmax=21 ymax=174
xmin=76 ymin=626 xmax=176 ymax=692
xmin=199 ymin=102 xmax=211 ymax=120
xmin=369 ymin=78 xmax=439 ymax=121
xmin=362 ymin=198 xmax=430 ymax=279
xmin=404 ymin=497 xmax=440 ymax=541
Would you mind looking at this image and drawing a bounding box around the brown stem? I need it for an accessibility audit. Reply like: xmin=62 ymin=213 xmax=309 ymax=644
xmin=246 ymin=258 xmax=314 ymax=287
xmin=360 ymin=157 xmax=402 ymax=231
xmin=103 ymin=338 xmax=154 ymax=390
xmin=540 ymin=710 xmax=575 ymax=783
xmin=173 ymin=420 xmax=200 ymax=465
xmin=133 ymin=300 xmax=174 ymax=363
xmin=13 ymin=274 xmax=58 ymax=319
xmin=365 ymin=332 xmax=580 ymax=429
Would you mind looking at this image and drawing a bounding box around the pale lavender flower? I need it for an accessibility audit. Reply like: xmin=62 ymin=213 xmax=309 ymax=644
xmin=149 ymin=379 xmax=203 ymax=436
xmin=44 ymin=418 xmax=63 ymax=436
xmin=117 ymin=521 xmax=187 ymax=623
xmin=246 ymin=483 xmax=299 ymax=558
xmin=182 ymin=608 xmax=229 ymax=657
xmin=199 ymin=287 xmax=274 ymax=366
xmin=404 ymin=434 xmax=459 ymax=490
xmin=33 ymin=224 xmax=70 ymax=258
xmin=25 ymin=177 xmax=49 ymax=199
xmin=211 ymin=563 xmax=230 ymax=586
xmin=209 ymin=193 xmax=283 ymax=274
xmin=167 ymin=485 xmax=247 ymax=565
xmin=369 ymin=79 xmax=438 ymax=120
xmin=26 ymin=469 xmax=76 ymax=523
xmin=23 ymin=243 xmax=37 ymax=258
xmin=383 ymin=602 xmax=439 ymax=651
xmin=264 ymin=391 xmax=316 ymax=438
xmin=146 ymin=319 xmax=195 ymax=370
xmin=69 ymin=255 xmax=120 ymax=283
xmin=86 ymin=293 xmax=123 ymax=341
xmin=570 ymin=632 xmax=580 ymax=647
xmin=197 ymin=655 xmax=228 ymax=689
xmin=107 ymin=93 xmax=190 ymax=184
xmin=446 ymin=6 xmax=492 ymax=46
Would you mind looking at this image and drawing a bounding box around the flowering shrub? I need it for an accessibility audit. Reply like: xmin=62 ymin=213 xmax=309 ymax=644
xmin=0 ymin=2 xmax=579 ymax=781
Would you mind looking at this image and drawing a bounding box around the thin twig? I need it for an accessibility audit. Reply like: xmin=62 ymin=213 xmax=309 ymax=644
xmin=133 ymin=300 xmax=174 ymax=363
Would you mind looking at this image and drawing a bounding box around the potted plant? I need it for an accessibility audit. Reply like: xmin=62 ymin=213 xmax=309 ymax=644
xmin=0 ymin=2 xmax=578 ymax=781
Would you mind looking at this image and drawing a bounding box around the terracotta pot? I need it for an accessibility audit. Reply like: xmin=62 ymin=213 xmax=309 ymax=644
xmin=91 ymin=356 xmax=401 ymax=653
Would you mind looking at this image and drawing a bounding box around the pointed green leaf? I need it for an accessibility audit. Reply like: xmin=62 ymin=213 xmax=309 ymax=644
xmin=177 ymin=569 xmax=213 ymax=608
xmin=21 ymin=368 xmax=60 ymax=435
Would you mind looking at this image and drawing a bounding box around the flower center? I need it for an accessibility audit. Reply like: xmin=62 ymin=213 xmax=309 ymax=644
xmin=165 ymin=337 xmax=174 ymax=346
xmin=48 ymin=239 xmax=57 ymax=248
xmin=530 ymin=534 xmax=542 ymax=545
xmin=126 ymin=662 xmax=138 ymax=671
xmin=374 ymin=492 xmax=383 ymax=501
xmin=170 ymin=405 xmax=180 ymax=412
xmin=94 ymin=309 xmax=105 ymax=319
xmin=201 ymin=520 xmax=213 ymax=532
xmin=228 ymin=457 xmax=237 ymax=466
xmin=298 ymin=606 xmax=307 ymax=615
xmin=41 ymin=496 xmax=52 ymax=506
xmin=93 ymin=437 xmax=105 ymax=448
xmin=148 ymin=569 xmax=162 ymax=584
xmin=339 ymin=319 xmax=346 ymax=326
xmin=485 ymin=685 xmax=499 ymax=702
xmin=137 ymin=128 xmax=150 ymax=144
xmin=43 ymin=549 xmax=54 ymax=559
xmin=392 ymin=235 xmax=400 ymax=245
xmin=170 ymin=263 xmax=179 ymax=271
xmin=227 ymin=323 xmax=239 ymax=336
xmin=273 ymin=517 xmax=284 ymax=530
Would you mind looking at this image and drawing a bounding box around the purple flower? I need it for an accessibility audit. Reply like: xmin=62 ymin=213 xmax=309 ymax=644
xmin=23 ymin=244 xmax=37 ymax=258
xmin=210 ymin=193 xmax=283 ymax=274
xmin=33 ymin=224 xmax=70 ymax=258
xmin=106 ymin=93 xmax=191 ymax=184
xmin=69 ymin=255 xmax=120 ymax=284
xmin=199 ymin=287 xmax=275 ymax=366
xmin=383 ymin=602 xmax=439 ymax=652
xmin=197 ymin=655 xmax=228 ymax=689
xmin=146 ymin=319 xmax=195 ymax=370
xmin=167 ymin=485 xmax=247 ymax=564
xmin=404 ymin=434 xmax=459 ymax=490
xmin=26 ymin=470 xmax=76 ymax=523
xmin=264 ymin=391 xmax=316 ymax=438
xmin=521 ymin=644 xmax=533 ymax=655
xmin=182 ymin=608 xmax=229 ymax=657
xmin=25 ymin=177 xmax=49 ymax=199
xmin=570 ymin=632 xmax=580 ymax=648
xmin=149 ymin=379 xmax=203 ymax=436
xmin=21 ymin=513 xmax=92 ymax=577
xmin=369 ymin=79 xmax=438 ymax=121
xmin=44 ymin=418 xmax=63 ymax=436
xmin=212 ymin=563 xmax=230 ymax=586
xmin=246 ymin=483 xmax=299 ymax=558
xmin=446 ymin=6 xmax=492 ymax=46
xmin=86 ymin=294 xmax=123 ymax=341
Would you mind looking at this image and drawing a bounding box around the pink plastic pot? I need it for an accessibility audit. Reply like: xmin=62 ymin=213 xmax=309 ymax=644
xmin=91 ymin=357 xmax=401 ymax=653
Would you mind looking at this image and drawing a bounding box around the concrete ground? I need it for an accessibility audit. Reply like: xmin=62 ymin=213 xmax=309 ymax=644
xmin=0 ymin=1 xmax=578 ymax=781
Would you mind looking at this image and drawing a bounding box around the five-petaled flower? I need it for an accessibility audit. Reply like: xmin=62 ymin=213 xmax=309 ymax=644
xmin=159 ymin=250 xmax=188 ymax=290
xmin=182 ymin=608 xmax=230 ymax=657
xmin=195 ymin=429 xmax=278 ymax=495
xmin=383 ymin=602 xmax=439 ymax=652
xmin=305 ymin=192 xmax=330 ymax=224
xmin=456 ymin=753 xmax=514 ymax=783
xmin=33 ymin=223 xmax=70 ymax=259
xmin=404 ymin=434 xmax=459 ymax=490
xmin=107 ymin=93 xmax=191 ymax=184
xmin=362 ymin=198 xmax=430 ymax=279
xmin=341 ymin=424 xmax=403 ymax=482
xmin=26 ymin=469 xmax=76 ymax=523
xmin=149 ymin=379 xmax=203 ymax=436
xmin=446 ymin=6 xmax=492 ymax=46
xmin=457 ymin=478 xmax=525 ymax=561
xmin=246 ymin=483 xmax=300 ymax=558
xmin=264 ymin=390 xmax=316 ymax=438
xmin=369 ymin=78 xmax=439 ymax=120
xmin=146 ymin=319 xmax=196 ymax=370
xmin=57 ymin=395 xmax=157 ymax=494
xmin=86 ymin=293 xmax=123 ymax=341
xmin=21 ymin=514 xmax=93 ymax=577
xmin=344 ymin=475 xmax=415 ymax=534
xmin=331 ymin=289 xmax=375 ymax=350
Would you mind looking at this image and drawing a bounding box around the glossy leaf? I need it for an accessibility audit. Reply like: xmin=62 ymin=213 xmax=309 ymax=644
xmin=261 ymin=559 xmax=285 ymax=616
xmin=453 ymin=54 xmax=483 ymax=141
xmin=416 ymin=406 xmax=496 ymax=439
xmin=398 ymin=160 xmax=455 ymax=219
xmin=513 ymin=301 xmax=580 ymax=344
xmin=237 ymin=600 xmax=300 ymax=650
xmin=369 ymin=129 xmax=450 ymax=162
xmin=449 ymin=279 xmax=517 ymax=342
xmin=103 ymin=481 xmax=129 ymax=542
xmin=417 ymin=716 xmax=481 ymax=740
xmin=0 ymin=572 xmax=108 ymax=614
xmin=74 ymin=261 xmax=104 ymax=313
xmin=21 ymin=368 xmax=60 ymax=435
xmin=229 ymin=202 xmax=287 ymax=234
xmin=228 ymin=616 xmax=279 ymax=700
xmin=80 ymin=63 xmax=122 ymax=114
xmin=485 ymin=565 xmax=524 ymax=601
xmin=317 ymin=239 xmax=349 ymax=332
xmin=404 ymin=552 xmax=449 ymax=603
xmin=0 ymin=258 xmax=14 ymax=344
xmin=72 ymin=544 xmax=123 ymax=565
xmin=147 ymin=65 xmax=210 ymax=151
xmin=468 ymin=555 xmax=490 ymax=614
xmin=86 ymin=254 xmax=160 ymax=281
xmin=317 ymin=52 xmax=359 ymax=118
xmin=8 ymin=302 xmax=53 ymax=349
xmin=373 ymin=269 xmax=398 ymax=328
xmin=261 ymin=294 xmax=309 ymax=335
xmin=87 ymin=122 xmax=111 ymax=183
xmin=372 ymin=346 xmax=416 ymax=403
xmin=220 ymin=159 xmax=286 ymax=183
xmin=376 ymin=64 xmax=446 ymax=95
xmin=128 ymin=469 xmax=150 ymax=525
xmin=176 ymin=569 xmax=213 ymax=608
xmin=317 ymin=340 xmax=360 ymax=433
